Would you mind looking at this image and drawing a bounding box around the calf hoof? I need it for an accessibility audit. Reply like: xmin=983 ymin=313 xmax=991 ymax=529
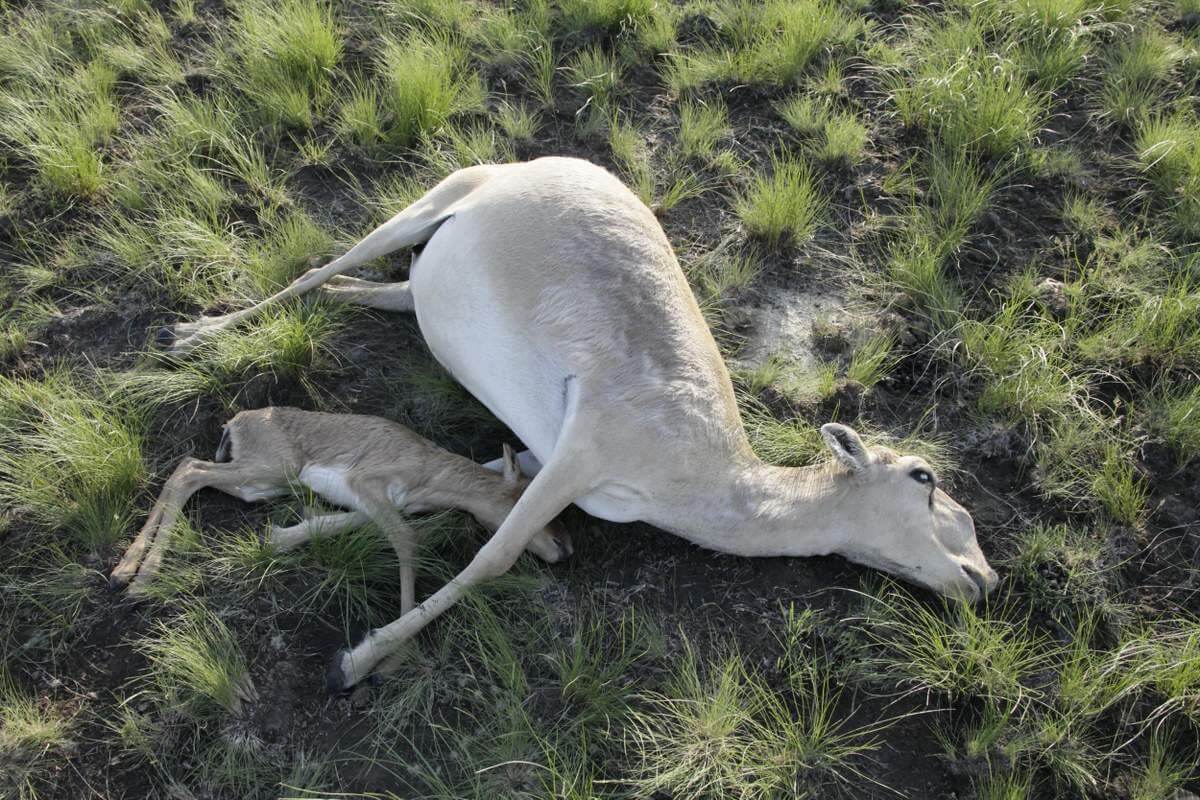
xmin=325 ymin=649 xmax=353 ymax=694
xmin=107 ymin=573 xmax=130 ymax=592
xmin=154 ymin=325 xmax=176 ymax=349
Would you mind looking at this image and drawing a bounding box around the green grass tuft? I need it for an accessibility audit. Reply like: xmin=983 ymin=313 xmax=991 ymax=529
xmin=1148 ymin=382 xmax=1200 ymax=464
xmin=228 ymin=0 xmax=343 ymax=128
xmin=559 ymin=0 xmax=655 ymax=35
xmin=667 ymin=0 xmax=860 ymax=90
xmin=737 ymin=154 xmax=827 ymax=245
xmin=139 ymin=607 xmax=254 ymax=715
xmin=861 ymin=585 xmax=1048 ymax=708
xmin=628 ymin=640 xmax=881 ymax=799
xmin=378 ymin=32 xmax=480 ymax=149
xmin=0 ymin=372 xmax=146 ymax=552
xmin=1099 ymin=29 xmax=1179 ymax=126
xmin=677 ymin=98 xmax=729 ymax=162
xmin=891 ymin=16 xmax=1049 ymax=159
xmin=0 ymin=60 xmax=120 ymax=196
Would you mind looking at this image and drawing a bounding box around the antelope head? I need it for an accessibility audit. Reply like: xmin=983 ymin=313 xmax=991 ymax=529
xmin=820 ymin=423 xmax=998 ymax=602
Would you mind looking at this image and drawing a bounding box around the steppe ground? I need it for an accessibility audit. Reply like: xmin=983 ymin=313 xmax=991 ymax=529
xmin=2 ymin=0 xmax=1200 ymax=798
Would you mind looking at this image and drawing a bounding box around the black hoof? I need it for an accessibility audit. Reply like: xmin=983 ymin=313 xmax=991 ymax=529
xmin=155 ymin=326 xmax=176 ymax=349
xmin=325 ymin=649 xmax=352 ymax=694
xmin=108 ymin=574 xmax=129 ymax=593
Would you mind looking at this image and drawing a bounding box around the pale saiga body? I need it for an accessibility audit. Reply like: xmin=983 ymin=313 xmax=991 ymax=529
xmin=109 ymin=407 xmax=571 ymax=621
xmin=152 ymin=156 xmax=999 ymax=689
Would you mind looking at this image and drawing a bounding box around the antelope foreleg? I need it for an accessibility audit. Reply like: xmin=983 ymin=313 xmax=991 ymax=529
xmin=327 ymin=456 xmax=593 ymax=690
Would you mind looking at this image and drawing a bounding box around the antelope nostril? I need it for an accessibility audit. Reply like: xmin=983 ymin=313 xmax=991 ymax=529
xmin=555 ymin=533 xmax=573 ymax=561
xmin=961 ymin=565 xmax=989 ymax=598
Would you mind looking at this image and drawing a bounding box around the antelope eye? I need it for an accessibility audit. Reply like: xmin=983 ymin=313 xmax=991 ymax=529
xmin=910 ymin=469 xmax=934 ymax=485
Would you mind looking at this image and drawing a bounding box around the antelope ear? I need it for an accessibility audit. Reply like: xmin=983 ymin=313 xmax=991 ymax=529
xmin=820 ymin=423 xmax=871 ymax=474
xmin=501 ymin=443 xmax=521 ymax=483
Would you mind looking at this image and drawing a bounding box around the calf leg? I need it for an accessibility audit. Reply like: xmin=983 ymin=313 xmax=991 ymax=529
xmin=265 ymin=510 xmax=369 ymax=551
xmin=482 ymin=449 xmax=543 ymax=478
xmin=111 ymin=459 xmax=287 ymax=593
xmin=348 ymin=479 xmax=422 ymax=616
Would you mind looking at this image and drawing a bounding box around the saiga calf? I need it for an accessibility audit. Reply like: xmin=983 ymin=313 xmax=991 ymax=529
xmin=110 ymin=407 xmax=571 ymax=626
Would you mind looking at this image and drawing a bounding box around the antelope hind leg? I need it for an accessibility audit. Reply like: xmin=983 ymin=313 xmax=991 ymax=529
xmin=159 ymin=184 xmax=458 ymax=355
xmin=321 ymin=276 xmax=415 ymax=312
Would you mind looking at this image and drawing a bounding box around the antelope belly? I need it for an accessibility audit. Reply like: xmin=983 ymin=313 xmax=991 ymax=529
xmin=298 ymin=465 xmax=361 ymax=510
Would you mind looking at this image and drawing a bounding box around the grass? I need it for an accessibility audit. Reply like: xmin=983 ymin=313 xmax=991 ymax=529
xmin=678 ymin=98 xmax=729 ymax=162
xmin=846 ymin=334 xmax=897 ymax=389
xmin=736 ymin=154 xmax=827 ymax=245
xmin=891 ymin=15 xmax=1049 ymax=160
xmin=1003 ymin=524 xmax=1116 ymax=623
xmin=860 ymin=586 xmax=1048 ymax=708
xmin=1135 ymin=110 xmax=1200 ymax=237
xmin=883 ymin=220 xmax=963 ymax=331
xmin=0 ymin=60 xmax=120 ymax=196
xmin=0 ymin=372 xmax=147 ymax=553
xmin=668 ymin=0 xmax=861 ymax=90
xmin=1098 ymin=29 xmax=1179 ymax=126
xmin=559 ymin=0 xmax=656 ymax=35
xmin=778 ymin=95 xmax=870 ymax=166
xmin=960 ymin=299 xmax=1078 ymax=424
xmin=1149 ymin=381 xmax=1200 ymax=463
xmin=226 ymin=0 xmax=343 ymax=129
xmin=377 ymin=31 xmax=480 ymax=149
xmin=139 ymin=607 xmax=254 ymax=716
xmin=570 ymin=46 xmax=624 ymax=119
xmin=0 ymin=674 xmax=72 ymax=799
xmin=627 ymin=640 xmax=881 ymax=799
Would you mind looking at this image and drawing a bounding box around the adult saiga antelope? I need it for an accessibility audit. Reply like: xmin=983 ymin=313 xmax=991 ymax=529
xmin=110 ymin=407 xmax=570 ymax=619
xmin=155 ymin=157 xmax=998 ymax=689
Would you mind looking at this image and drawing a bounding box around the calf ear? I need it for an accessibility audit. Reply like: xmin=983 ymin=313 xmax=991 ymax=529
xmin=501 ymin=443 xmax=521 ymax=483
xmin=820 ymin=423 xmax=871 ymax=474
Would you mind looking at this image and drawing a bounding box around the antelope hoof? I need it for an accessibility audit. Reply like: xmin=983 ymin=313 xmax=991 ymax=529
xmin=325 ymin=649 xmax=353 ymax=693
xmin=108 ymin=572 xmax=131 ymax=592
xmin=154 ymin=326 xmax=176 ymax=349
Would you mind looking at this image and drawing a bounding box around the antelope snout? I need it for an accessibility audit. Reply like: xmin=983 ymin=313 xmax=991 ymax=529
xmin=961 ymin=563 xmax=1000 ymax=601
xmin=526 ymin=525 xmax=573 ymax=563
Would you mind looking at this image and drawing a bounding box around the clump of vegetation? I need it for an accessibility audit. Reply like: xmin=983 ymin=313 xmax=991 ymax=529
xmin=668 ymin=0 xmax=861 ymax=90
xmin=0 ymin=373 xmax=146 ymax=552
xmin=0 ymin=673 xmax=72 ymax=799
xmin=377 ymin=32 xmax=481 ymax=148
xmin=628 ymin=641 xmax=881 ymax=799
xmin=891 ymin=14 xmax=1049 ymax=160
xmin=1098 ymin=29 xmax=1179 ymax=126
xmin=1135 ymin=110 xmax=1200 ymax=237
xmin=0 ymin=59 xmax=120 ymax=196
xmin=861 ymin=586 xmax=1049 ymax=708
xmin=677 ymin=98 xmax=729 ymax=162
xmin=139 ymin=607 xmax=255 ymax=715
xmin=737 ymin=154 xmax=827 ymax=245
xmin=1148 ymin=382 xmax=1200 ymax=464
xmin=226 ymin=0 xmax=343 ymax=128
xmin=1004 ymin=524 xmax=1118 ymax=623
xmin=559 ymin=0 xmax=657 ymax=36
